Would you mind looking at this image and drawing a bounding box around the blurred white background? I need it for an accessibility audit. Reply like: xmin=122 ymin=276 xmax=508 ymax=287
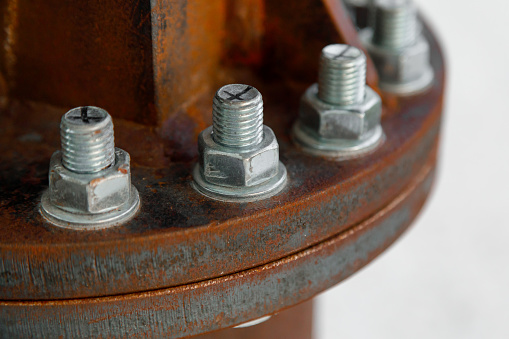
xmin=316 ymin=0 xmax=509 ymax=338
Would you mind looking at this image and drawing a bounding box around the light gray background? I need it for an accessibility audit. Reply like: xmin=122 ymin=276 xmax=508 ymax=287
xmin=316 ymin=1 xmax=509 ymax=338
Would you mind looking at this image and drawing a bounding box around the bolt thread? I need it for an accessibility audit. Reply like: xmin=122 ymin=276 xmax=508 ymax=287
xmin=372 ymin=0 xmax=418 ymax=49
xmin=60 ymin=106 xmax=115 ymax=173
xmin=212 ymin=84 xmax=264 ymax=148
xmin=318 ymin=44 xmax=366 ymax=106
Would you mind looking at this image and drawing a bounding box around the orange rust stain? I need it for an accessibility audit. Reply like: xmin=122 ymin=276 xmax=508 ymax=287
xmin=223 ymin=0 xmax=265 ymax=66
xmin=186 ymin=105 xmax=208 ymax=140
xmin=90 ymin=177 xmax=105 ymax=187
xmin=119 ymin=167 xmax=128 ymax=174
xmin=3 ymin=0 xmax=19 ymax=86
xmin=152 ymin=0 xmax=224 ymax=124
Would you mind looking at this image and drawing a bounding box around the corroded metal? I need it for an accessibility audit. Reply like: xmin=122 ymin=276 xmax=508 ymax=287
xmin=0 ymin=161 xmax=434 ymax=337
xmin=0 ymin=72 xmax=442 ymax=299
xmin=0 ymin=0 xmax=445 ymax=337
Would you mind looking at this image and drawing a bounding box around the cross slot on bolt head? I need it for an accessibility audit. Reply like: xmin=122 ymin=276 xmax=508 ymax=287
xmin=193 ymin=84 xmax=287 ymax=202
xmin=292 ymin=44 xmax=384 ymax=158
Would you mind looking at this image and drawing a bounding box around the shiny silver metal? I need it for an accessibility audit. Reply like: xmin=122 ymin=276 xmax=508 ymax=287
xmin=212 ymin=84 xmax=264 ymax=149
xmin=292 ymin=44 xmax=384 ymax=158
xmin=60 ymin=106 xmax=115 ymax=173
xmin=193 ymin=84 xmax=287 ymax=202
xmin=40 ymin=107 xmax=140 ymax=229
xmin=360 ymin=0 xmax=434 ymax=94
xmin=318 ymin=44 xmax=366 ymax=106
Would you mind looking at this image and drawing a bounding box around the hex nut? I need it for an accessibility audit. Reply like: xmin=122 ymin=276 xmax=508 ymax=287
xmin=360 ymin=29 xmax=434 ymax=93
xmin=198 ymin=126 xmax=279 ymax=188
xmin=298 ymin=84 xmax=382 ymax=141
xmin=48 ymin=148 xmax=131 ymax=214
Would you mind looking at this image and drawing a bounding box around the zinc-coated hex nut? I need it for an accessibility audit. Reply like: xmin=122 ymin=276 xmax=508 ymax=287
xmin=299 ymin=84 xmax=382 ymax=141
xmin=198 ymin=125 xmax=279 ymax=188
xmin=48 ymin=149 xmax=131 ymax=214
xmin=360 ymin=30 xmax=434 ymax=94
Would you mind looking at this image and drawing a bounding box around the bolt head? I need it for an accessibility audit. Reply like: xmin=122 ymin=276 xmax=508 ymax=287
xmin=48 ymin=149 xmax=131 ymax=214
xmin=198 ymin=126 xmax=279 ymax=187
xmin=299 ymin=84 xmax=381 ymax=140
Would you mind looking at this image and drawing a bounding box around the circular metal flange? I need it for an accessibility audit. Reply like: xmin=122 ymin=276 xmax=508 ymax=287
xmin=40 ymin=187 xmax=140 ymax=230
xmin=0 ymin=163 xmax=434 ymax=338
xmin=0 ymin=22 xmax=445 ymax=301
xmin=192 ymin=162 xmax=287 ymax=203
xmin=292 ymin=121 xmax=385 ymax=159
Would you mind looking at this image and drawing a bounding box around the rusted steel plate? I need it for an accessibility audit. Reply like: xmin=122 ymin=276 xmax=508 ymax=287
xmin=0 ymin=25 xmax=444 ymax=300
xmin=0 ymin=160 xmax=435 ymax=338
xmin=0 ymin=0 xmax=365 ymax=128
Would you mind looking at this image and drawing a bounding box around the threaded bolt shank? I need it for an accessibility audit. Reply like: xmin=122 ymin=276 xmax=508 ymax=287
xmin=372 ymin=0 xmax=418 ymax=49
xmin=318 ymin=44 xmax=367 ymax=106
xmin=212 ymin=84 xmax=264 ymax=148
xmin=60 ymin=106 xmax=115 ymax=173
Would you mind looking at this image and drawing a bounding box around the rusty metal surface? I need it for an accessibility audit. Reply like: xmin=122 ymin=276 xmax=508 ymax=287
xmin=0 ymin=7 xmax=446 ymax=339
xmin=0 ymin=0 xmax=371 ymax=128
xmin=0 ymin=0 xmax=447 ymax=336
xmin=0 ymin=158 xmax=435 ymax=337
xmin=0 ymin=19 xmax=444 ymax=301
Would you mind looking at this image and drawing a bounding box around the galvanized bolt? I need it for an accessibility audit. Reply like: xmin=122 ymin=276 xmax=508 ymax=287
xmin=212 ymin=84 xmax=264 ymax=148
xmin=318 ymin=44 xmax=367 ymax=106
xmin=193 ymin=84 xmax=287 ymax=202
xmin=40 ymin=106 xmax=140 ymax=230
xmin=60 ymin=106 xmax=115 ymax=173
xmin=372 ymin=0 xmax=418 ymax=50
xmin=292 ymin=44 xmax=384 ymax=158
xmin=359 ymin=0 xmax=434 ymax=94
